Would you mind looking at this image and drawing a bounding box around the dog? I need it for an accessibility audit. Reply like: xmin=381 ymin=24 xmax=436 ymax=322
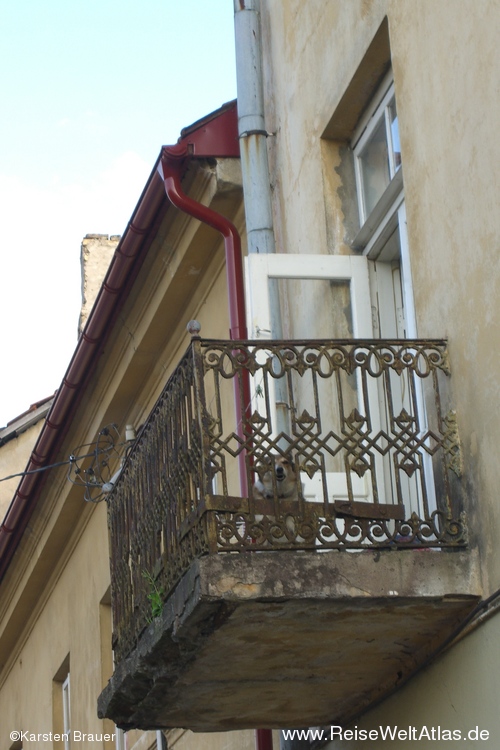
xmin=253 ymin=454 xmax=299 ymax=501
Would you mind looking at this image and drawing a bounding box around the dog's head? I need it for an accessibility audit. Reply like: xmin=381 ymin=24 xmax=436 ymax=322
xmin=273 ymin=455 xmax=295 ymax=483
xmin=256 ymin=453 xmax=297 ymax=497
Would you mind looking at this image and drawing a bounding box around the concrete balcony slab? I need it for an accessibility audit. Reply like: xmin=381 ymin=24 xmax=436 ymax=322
xmin=98 ymin=548 xmax=480 ymax=731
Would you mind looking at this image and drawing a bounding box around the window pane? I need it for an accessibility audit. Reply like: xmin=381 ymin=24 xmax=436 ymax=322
xmin=279 ymin=278 xmax=354 ymax=338
xmin=359 ymin=118 xmax=390 ymax=217
xmin=62 ymin=674 xmax=71 ymax=750
xmin=278 ymin=278 xmax=358 ymax=474
xmin=389 ymin=98 xmax=401 ymax=174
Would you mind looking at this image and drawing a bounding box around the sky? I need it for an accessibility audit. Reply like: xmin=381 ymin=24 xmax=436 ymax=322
xmin=0 ymin=0 xmax=237 ymax=428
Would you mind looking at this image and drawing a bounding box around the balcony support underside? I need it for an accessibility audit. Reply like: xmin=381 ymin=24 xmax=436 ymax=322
xmin=98 ymin=549 xmax=480 ymax=732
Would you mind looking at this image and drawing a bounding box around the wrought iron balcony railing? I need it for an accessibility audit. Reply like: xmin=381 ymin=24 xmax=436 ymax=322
xmin=107 ymin=338 xmax=465 ymax=662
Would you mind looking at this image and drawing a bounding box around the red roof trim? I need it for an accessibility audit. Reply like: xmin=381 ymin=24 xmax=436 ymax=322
xmin=0 ymin=101 xmax=239 ymax=584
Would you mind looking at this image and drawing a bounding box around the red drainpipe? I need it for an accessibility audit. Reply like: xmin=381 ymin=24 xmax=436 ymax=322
xmin=161 ymin=124 xmax=270 ymax=750
xmin=160 ymin=154 xmax=269 ymax=750
xmin=160 ymin=112 xmax=270 ymax=750
xmin=159 ymin=142 xmax=247 ymax=340
xmin=255 ymin=730 xmax=274 ymax=750
xmin=159 ymin=142 xmax=251 ymax=495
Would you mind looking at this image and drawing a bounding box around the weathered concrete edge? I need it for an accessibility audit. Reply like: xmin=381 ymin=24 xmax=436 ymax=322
xmin=97 ymin=557 xmax=232 ymax=726
xmin=199 ymin=547 xmax=482 ymax=603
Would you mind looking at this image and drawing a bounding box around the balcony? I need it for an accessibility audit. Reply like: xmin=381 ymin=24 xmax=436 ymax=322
xmin=98 ymin=339 xmax=478 ymax=731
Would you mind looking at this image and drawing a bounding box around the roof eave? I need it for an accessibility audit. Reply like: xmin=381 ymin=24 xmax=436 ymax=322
xmin=0 ymin=100 xmax=239 ymax=585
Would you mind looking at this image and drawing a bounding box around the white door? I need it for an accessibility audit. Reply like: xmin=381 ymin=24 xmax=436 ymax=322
xmin=367 ymin=204 xmax=437 ymax=518
xmin=245 ymin=253 xmax=382 ymax=508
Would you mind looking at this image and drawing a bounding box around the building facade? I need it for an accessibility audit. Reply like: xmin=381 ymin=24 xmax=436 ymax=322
xmin=1 ymin=1 xmax=499 ymax=749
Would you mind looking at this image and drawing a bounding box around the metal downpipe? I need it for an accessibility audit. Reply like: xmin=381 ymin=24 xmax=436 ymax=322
xmin=234 ymin=0 xmax=288 ymax=456
xmin=234 ymin=3 xmax=278 ymax=749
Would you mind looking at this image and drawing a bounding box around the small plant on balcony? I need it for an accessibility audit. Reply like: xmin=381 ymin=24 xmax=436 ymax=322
xmin=142 ymin=570 xmax=165 ymax=622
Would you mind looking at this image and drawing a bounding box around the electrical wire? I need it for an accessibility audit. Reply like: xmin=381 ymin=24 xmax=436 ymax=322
xmin=0 ymin=424 xmax=130 ymax=507
xmin=0 ymin=452 xmax=95 ymax=484
xmin=66 ymin=424 xmax=128 ymax=503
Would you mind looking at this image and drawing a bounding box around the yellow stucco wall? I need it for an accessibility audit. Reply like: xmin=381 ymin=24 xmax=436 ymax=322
xmin=325 ymin=611 xmax=500 ymax=749
xmin=0 ymin=504 xmax=111 ymax=747
xmin=0 ymin=418 xmax=47 ymax=523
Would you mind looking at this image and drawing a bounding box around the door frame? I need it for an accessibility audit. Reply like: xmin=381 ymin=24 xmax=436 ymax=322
xmin=245 ymin=253 xmax=374 ymax=339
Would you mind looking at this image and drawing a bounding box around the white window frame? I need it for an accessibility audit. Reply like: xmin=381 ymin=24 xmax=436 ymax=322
xmin=245 ymin=253 xmax=373 ymax=340
xmin=352 ymin=70 xmax=401 ymax=231
xmin=351 ymin=79 xmax=437 ymax=515
xmin=350 ymin=69 xmax=416 ymax=336
xmin=62 ymin=673 xmax=71 ymax=750
xmin=351 ymin=79 xmax=437 ymax=510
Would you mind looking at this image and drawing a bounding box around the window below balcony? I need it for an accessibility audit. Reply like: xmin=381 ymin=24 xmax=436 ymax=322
xmin=53 ymin=655 xmax=71 ymax=750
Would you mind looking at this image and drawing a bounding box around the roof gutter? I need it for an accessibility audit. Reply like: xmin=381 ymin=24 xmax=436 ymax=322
xmin=0 ymin=101 xmax=241 ymax=584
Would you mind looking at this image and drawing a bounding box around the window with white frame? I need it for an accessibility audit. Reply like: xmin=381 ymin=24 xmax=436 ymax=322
xmin=350 ymin=72 xmax=437 ymax=517
xmin=350 ymin=70 xmax=416 ymax=338
xmin=53 ymin=655 xmax=71 ymax=750
xmin=115 ymin=728 xmax=125 ymax=750
xmin=156 ymin=731 xmax=166 ymax=749
xmin=62 ymin=672 xmax=71 ymax=750
xmin=353 ymin=72 xmax=401 ymax=226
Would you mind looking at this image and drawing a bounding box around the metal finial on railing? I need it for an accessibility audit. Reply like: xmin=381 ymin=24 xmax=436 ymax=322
xmin=187 ymin=320 xmax=201 ymax=337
